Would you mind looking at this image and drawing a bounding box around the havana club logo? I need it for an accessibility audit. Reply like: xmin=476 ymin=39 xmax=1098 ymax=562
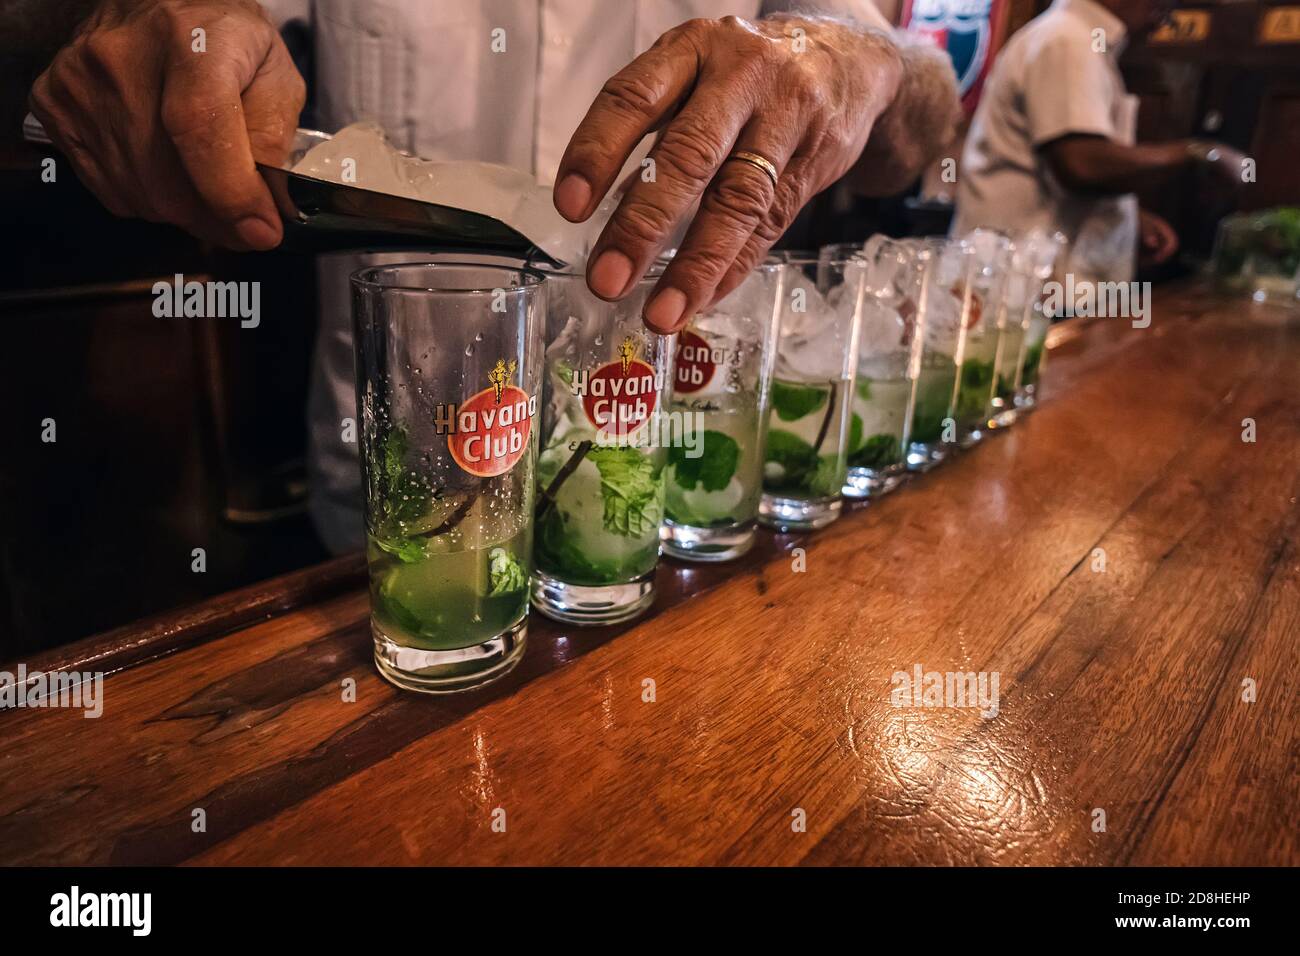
xmin=437 ymin=359 xmax=536 ymax=477
xmin=571 ymin=336 xmax=662 ymax=439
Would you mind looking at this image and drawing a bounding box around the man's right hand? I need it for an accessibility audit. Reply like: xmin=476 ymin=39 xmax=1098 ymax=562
xmin=1187 ymin=140 xmax=1251 ymax=192
xmin=29 ymin=0 xmax=305 ymax=250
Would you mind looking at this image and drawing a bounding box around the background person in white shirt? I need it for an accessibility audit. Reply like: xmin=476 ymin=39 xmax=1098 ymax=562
xmin=952 ymin=0 xmax=1246 ymax=286
xmin=28 ymin=0 xmax=960 ymax=551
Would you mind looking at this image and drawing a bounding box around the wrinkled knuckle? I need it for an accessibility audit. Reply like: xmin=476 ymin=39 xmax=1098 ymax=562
xmin=752 ymin=215 xmax=787 ymax=246
xmin=565 ymin=129 xmax=616 ymax=172
xmin=674 ymin=249 xmax=734 ymax=295
xmin=612 ymin=196 xmax=676 ymax=248
xmin=43 ymin=46 xmax=80 ymax=89
xmin=655 ymin=125 xmax=727 ymax=182
xmin=599 ymin=72 xmax=662 ymax=121
xmin=148 ymin=2 xmax=178 ymax=33
xmin=728 ymin=244 xmax=767 ymax=283
xmin=756 ymin=187 xmax=802 ymax=243
xmin=677 ymin=18 xmax=718 ymax=44
xmin=160 ymin=95 xmax=209 ymax=141
xmin=786 ymin=66 xmax=828 ymax=113
xmin=80 ymin=29 xmax=128 ymax=75
xmin=705 ymin=169 xmax=772 ymax=227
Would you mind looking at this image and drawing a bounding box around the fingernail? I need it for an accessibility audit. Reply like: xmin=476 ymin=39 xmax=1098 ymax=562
xmin=644 ymin=287 xmax=688 ymax=333
xmin=554 ymin=173 xmax=592 ymax=221
xmin=236 ymin=216 xmax=280 ymax=250
xmin=588 ymin=250 xmax=633 ymax=299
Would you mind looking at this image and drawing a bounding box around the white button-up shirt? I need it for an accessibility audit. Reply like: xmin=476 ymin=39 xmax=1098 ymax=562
xmin=952 ymin=0 xmax=1139 ymax=285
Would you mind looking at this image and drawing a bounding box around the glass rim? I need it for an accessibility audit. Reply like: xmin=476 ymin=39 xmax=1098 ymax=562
xmin=350 ymin=261 xmax=546 ymax=295
xmin=528 ymin=260 xmax=667 ymax=282
xmin=782 ymin=254 xmax=865 ymax=266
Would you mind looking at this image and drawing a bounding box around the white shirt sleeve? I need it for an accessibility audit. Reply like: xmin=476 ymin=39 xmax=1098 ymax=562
xmin=1022 ymin=33 xmax=1121 ymax=146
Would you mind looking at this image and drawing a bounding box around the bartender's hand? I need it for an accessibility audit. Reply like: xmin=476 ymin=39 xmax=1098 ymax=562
xmin=29 ymin=0 xmax=304 ymax=250
xmin=1138 ymin=208 xmax=1178 ymax=268
xmin=554 ymin=16 xmax=905 ymax=334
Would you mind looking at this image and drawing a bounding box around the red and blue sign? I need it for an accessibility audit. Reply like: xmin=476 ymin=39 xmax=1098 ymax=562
xmin=902 ymin=0 xmax=1009 ymax=116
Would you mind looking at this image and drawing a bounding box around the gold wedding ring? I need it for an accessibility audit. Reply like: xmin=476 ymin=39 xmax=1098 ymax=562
xmin=727 ymin=150 xmax=779 ymax=189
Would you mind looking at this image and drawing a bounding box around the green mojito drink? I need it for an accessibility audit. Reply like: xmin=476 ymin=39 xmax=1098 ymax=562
xmin=353 ymin=262 xmax=543 ymax=694
xmin=949 ymin=230 xmax=1011 ymax=448
xmin=954 ymin=327 xmax=999 ymax=444
xmin=763 ymin=376 xmax=853 ymax=493
xmin=844 ymin=353 xmax=911 ymax=497
xmin=991 ymin=318 xmax=1023 ymax=425
xmin=845 ymin=236 xmax=929 ymax=496
xmin=907 ymin=351 xmax=958 ymax=469
xmin=990 ymin=231 xmax=1064 ymax=426
xmin=905 ymin=239 xmax=967 ymax=471
xmin=760 ymin=372 xmax=855 ymax=529
xmin=664 ymin=392 xmax=763 ymax=547
xmin=534 ymin=418 xmax=665 ymax=588
xmin=663 ymin=263 xmax=782 ymax=562
xmin=531 ymin=268 xmax=673 ymax=625
xmin=1016 ymin=309 xmax=1050 ymax=409
xmin=758 ymin=255 xmax=864 ymax=531
xmin=368 ymin=499 xmax=531 ymax=652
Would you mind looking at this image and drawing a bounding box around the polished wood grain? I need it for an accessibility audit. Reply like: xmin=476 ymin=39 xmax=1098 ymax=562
xmin=1 ymin=284 xmax=1296 ymax=866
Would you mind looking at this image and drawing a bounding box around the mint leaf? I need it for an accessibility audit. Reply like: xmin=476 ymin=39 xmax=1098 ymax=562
xmin=535 ymin=506 xmax=606 ymax=582
xmin=956 ymin=359 xmax=995 ymax=419
xmin=376 ymin=536 xmax=427 ymax=563
xmin=1021 ymin=341 xmax=1044 ymax=381
xmin=809 ymin=454 xmax=843 ymax=497
xmin=381 ymin=427 xmax=407 ymax=481
xmin=855 ymin=378 xmax=872 ymax=401
xmin=670 ymin=430 xmax=739 ymax=492
xmin=848 ymin=413 xmax=863 ymax=454
xmin=554 ymin=359 xmax=575 ymax=387
xmin=771 ymin=380 xmax=828 ymax=421
xmin=487 ymin=547 xmax=527 ymax=595
xmin=763 ymin=428 xmax=818 ymax=493
xmin=587 ymin=446 xmax=663 ymax=537
xmin=849 ymin=433 xmax=901 ymax=469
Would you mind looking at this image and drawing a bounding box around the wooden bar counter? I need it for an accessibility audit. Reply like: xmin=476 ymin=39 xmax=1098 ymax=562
xmin=1 ymin=283 xmax=1296 ymax=866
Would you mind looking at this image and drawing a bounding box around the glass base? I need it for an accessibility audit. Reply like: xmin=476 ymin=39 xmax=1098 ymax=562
xmin=372 ymin=617 xmax=526 ymax=694
xmin=842 ymin=466 xmax=905 ymax=499
xmin=1015 ymin=387 xmax=1038 ymax=412
xmin=907 ymin=441 xmax=950 ymax=472
xmin=758 ymin=493 xmax=841 ymax=532
xmin=661 ymin=518 xmax=755 ymax=563
xmin=987 ymin=399 xmax=1018 ymax=429
xmin=530 ymin=570 xmax=655 ymax=626
xmin=957 ymin=425 xmax=985 ymax=449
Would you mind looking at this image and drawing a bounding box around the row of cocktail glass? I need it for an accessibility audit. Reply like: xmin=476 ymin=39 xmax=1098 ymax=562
xmin=351 ymin=228 xmax=1066 ymax=693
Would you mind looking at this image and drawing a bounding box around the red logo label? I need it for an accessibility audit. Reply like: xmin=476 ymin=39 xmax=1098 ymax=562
xmin=673 ymin=329 xmax=717 ymax=394
xmin=573 ymin=337 xmax=659 ymax=439
xmin=442 ymin=360 xmax=535 ymax=477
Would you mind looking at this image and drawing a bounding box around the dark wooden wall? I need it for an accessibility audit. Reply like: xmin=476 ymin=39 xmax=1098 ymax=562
xmin=1123 ymin=3 xmax=1300 ymax=250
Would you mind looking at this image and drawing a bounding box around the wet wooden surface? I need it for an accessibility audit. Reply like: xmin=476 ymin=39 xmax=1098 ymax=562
xmin=1 ymin=283 xmax=1296 ymax=866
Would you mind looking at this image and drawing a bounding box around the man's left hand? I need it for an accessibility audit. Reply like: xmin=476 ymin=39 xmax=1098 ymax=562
xmin=1138 ymin=207 xmax=1179 ymax=268
xmin=553 ymin=15 xmax=903 ymax=334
